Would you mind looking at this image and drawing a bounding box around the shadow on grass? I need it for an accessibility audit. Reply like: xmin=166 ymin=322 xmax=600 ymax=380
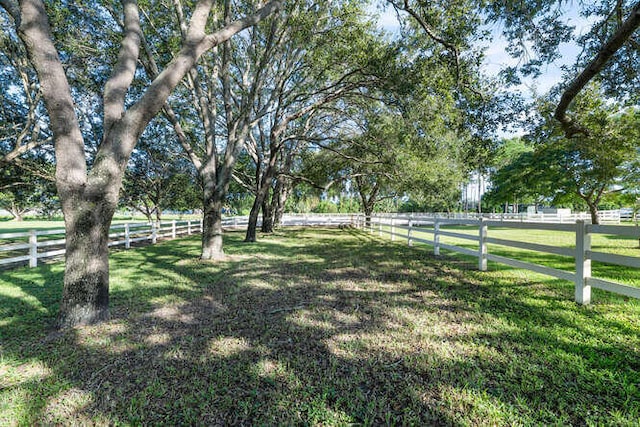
xmin=1 ymin=228 xmax=639 ymax=425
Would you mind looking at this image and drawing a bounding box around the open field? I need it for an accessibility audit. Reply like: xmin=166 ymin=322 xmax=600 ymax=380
xmin=1 ymin=228 xmax=640 ymax=425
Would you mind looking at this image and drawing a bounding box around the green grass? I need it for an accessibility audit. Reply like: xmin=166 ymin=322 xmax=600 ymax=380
xmin=1 ymin=228 xmax=640 ymax=425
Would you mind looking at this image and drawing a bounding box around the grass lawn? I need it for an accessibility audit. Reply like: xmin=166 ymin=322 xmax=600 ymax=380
xmin=1 ymin=227 xmax=639 ymax=425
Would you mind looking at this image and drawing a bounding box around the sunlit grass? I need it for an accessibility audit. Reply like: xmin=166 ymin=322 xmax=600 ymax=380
xmin=1 ymin=228 xmax=639 ymax=425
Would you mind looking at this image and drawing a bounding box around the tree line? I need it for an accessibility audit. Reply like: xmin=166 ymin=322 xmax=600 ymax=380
xmin=1 ymin=0 xmax=639 ymax=328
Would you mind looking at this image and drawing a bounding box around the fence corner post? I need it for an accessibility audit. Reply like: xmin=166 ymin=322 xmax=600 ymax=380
xmin=478 ymin=218 xmax=488 ymax=271
xmin=575 ymin=219 xmax=592 ymax=305
xmin=434 ymin=218 xmax=440 ymax=256
xmin=125 ymin=223 xmax=131 ymax=249
xmin=29 ymin=230 xmax=37 ymax=268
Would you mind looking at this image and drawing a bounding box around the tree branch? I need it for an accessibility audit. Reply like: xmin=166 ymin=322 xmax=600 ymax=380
xmin=103 ymin=0 xmax=142 ymax=133
xmin=554 ymin=1 xmax=640 ymax=137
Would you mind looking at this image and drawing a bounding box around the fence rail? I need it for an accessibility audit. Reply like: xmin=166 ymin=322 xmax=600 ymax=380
xmin=376 ymin=209 xmax=627 ymax=224
xmin=0 ymin=214 xmax=362 ymax=269
xmin=0 ymin=219 xmax=204 ymax=269
xmin=6 ymin=212 xmax=638 ymax=305
xmin=370 ymin=214 xmax=640 ymax=305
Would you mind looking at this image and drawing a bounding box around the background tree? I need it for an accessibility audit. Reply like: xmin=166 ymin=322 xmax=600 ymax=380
xmin=487 ymin=85 xmax=640 ymax=223
xmin=0 ymin=161 xmax=56 ymax=220
xmin=121 ymin=119 xmax=200 ymax=222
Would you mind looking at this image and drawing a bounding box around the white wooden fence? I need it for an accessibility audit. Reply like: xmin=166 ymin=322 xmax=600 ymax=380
xmin=6 ymin=212 xmax=637 ymax=305
xmin=0 ymin=220 xmax=204 ymax=269
xmin=0 ymin=214 xmax=362 ymax=269
xmin=221 ymin=213 xmax=363 ymax=229
xmin=369 ymin=214 xmax=640 ymax=305
xmin=375 ymin=209 xmax=624 ymax=224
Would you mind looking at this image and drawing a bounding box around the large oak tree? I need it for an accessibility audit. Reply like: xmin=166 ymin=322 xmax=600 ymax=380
xmin=1 ymin=0 xmax=279 ymax=328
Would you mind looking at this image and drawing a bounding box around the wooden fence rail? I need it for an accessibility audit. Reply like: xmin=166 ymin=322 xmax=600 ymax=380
xmin=0 ymin=219 xmax=204 ymax=269
xmin=0 ymin=214 xmax=362 ymax=269
xmin=370 ymin=214 xmax=640 ymax=305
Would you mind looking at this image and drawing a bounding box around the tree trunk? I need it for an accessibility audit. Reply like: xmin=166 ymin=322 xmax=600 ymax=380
xmin=201 ymin=171 xmax=226 ymax=260
xmin=273 ymin=180 xmax=290 ymax=229
xmin=245 ymin=163 xmax=276 ymax=242
xmin=245 ymin=196 xmax=262 ymax=242
xmin=56 ymin=200 xmax=114 ymax=328
xmin=588 ymin=203 xmax=600 ymax=225
xmin=261 ymin=195 xmax=274 ymax=233
xmin=9 ymin=203 xmax=24 ymax=221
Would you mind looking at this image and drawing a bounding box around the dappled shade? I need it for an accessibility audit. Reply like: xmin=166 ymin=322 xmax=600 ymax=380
xmin=1 ymin=228 xmax=639 ymax=424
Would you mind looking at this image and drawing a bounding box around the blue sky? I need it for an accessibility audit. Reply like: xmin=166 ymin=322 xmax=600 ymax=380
xmin=374 ymin=5 xmax=596 ymax=97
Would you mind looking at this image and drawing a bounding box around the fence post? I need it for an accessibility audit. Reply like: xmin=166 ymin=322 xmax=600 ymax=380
xmin=575 ymin=220 xmax=592 ymax=305
xmin=200 ymin=218 xmax=203 ymax=232
xmin=391 ymin=217 xmax=395 ymax=241
xmin=378 ymin=217 xmax=382 ymax=237
xmin=234 ymin=217 xmax=238 ymax=228
xmin=29 ymin=230 xmax=37 ymax=268
xmin=434 ymin=218 xmax=440 ymax=256
xmin=171 ymin=220 xmax=176 ymax=239
xmin=408 ymin=219 xmax=413 ymax=246
xmin=125 ymin=223 xmax=131 ymax=249
xmin=478 ymin=218 xmax=488 ymax=271
xmin=187 ymin=220 xmax=192 ymax=235
xmin=152 ymin=222 xmax=158 ymax=244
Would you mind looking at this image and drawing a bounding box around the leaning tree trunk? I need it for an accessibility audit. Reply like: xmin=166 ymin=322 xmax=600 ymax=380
xmin=245 ymin=196 xmax=262 ymax=242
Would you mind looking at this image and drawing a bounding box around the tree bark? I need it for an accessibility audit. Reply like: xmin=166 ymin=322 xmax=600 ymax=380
xmin=245 ymin=196 xmax=261 ymax=243
xmin=201 ymin=196 xmax=225 ymax=260
xmin=201 ymin=166 xmax=227 ymax=260
xmin=245 ymin=151 xmax=278 ymax=242
xmin=56 ymin=200 xmax=114 ymax=328
xmin=261 ymin=196 xmax=273 ymax=233
xmin=272 ymin=178 xmax=291 ymax=228
xmin=588 ymin=205 xmax=600 ymax=225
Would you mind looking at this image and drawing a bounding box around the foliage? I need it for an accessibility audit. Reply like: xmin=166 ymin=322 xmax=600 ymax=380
xmin=486 ymin=85 xmax=640 ymax=219
xmin=121 ymin=119 xmax=200 ymax=222
xmin=0 ymin=162 xmax=57 ymax=220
